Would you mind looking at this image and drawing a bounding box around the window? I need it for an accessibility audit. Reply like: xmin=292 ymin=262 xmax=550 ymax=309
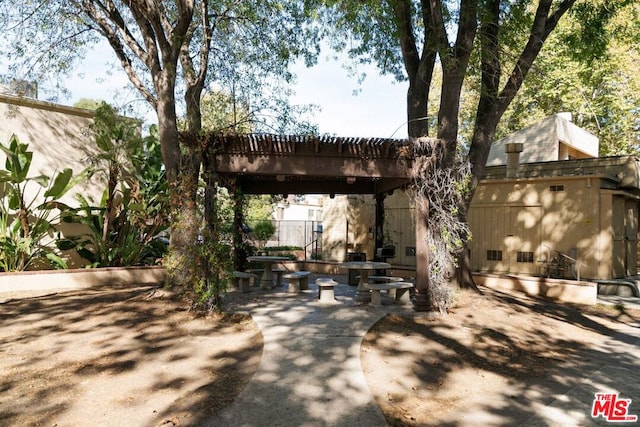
xmin=517 ymin=251 xmax=534 ymax=263
xmin=486 ymin=250 xmax=502 ymax=261
xmin=550 ymin=184 xmax=565 ymax=192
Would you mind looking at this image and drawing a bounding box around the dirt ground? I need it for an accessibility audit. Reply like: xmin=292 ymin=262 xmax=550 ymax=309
xmin=361 ymin=288 xmax=640 ymax=426
xmin=1 ymin=284 xmax=639 ymax=426
xmin=0 ymin=285 xmax=262 ymax=427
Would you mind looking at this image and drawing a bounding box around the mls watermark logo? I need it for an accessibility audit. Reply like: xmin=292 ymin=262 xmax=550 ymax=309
xmin=591 ymin=392 xmax=638 ymax=422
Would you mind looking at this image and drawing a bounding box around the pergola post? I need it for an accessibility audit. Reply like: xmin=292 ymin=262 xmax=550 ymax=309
xmin=231 ymin=181 xmax=248 ymax=271
xmin=374 ymin=193 xmax=386 ymax=261
xmin=413 ymin=199 xmax=432 ymax=312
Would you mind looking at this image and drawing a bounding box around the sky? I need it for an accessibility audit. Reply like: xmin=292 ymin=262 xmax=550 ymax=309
xmin=63 ymin=42 xmax=409 ymax=139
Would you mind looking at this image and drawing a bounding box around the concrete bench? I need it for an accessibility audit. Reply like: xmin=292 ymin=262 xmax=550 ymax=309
xmin=367 ymin=275 xmax=404 ymax=283
xmin=367 ymin=282 xmax=414 ymax=306
xmin=316 ymin=278 xmax=338 ymax=304
xmin=367 ymin=276 xmax=404 ymax=298
xmin=233 ymin=271 xmax=256 ymax=293
xmin=283 ymin=271 xmax=311 ymax=293
xmin=246 ymin=269 xmax=264 ymax=286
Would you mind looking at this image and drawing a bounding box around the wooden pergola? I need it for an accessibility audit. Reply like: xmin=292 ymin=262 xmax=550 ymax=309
xmin=210 ymin=134 xmax=412 ymax=195
xmin=206 ymin=133 xmax=431 ymax=312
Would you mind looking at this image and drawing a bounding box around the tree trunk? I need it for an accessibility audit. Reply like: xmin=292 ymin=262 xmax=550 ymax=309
xmin=155 ymin=82 xmax=201 ymax=289
xmin=453 ymin=242 xmax=480 ymax=291
xmin=407 ymin=80 xmax=430 ymax=138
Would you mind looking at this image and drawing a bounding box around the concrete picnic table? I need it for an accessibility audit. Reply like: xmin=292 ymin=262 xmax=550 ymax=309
xmin=338 ymin=261 xmax=390 ymax=303
xmin=247 ymin=256 xmax=288 ymax=289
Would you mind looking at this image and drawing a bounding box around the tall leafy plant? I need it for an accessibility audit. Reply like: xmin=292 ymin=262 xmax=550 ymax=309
xmin=59 ymin=104 xmax=169 ymax=267
xmin=0 ymin=135 xmax=82 ymax=271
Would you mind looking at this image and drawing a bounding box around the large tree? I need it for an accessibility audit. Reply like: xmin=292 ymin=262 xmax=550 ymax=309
xmin=316 ymin=0 xmax=616 ymax=312
xmin=1 ymin=1 xmax=317 ymax=303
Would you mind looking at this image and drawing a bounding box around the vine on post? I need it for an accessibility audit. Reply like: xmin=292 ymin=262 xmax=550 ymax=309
xmin=408 ymin=137 xmax=472 ymax=313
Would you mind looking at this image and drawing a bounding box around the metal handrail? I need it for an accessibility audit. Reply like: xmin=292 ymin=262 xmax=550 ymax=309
xmin=304 ymin=238 xmax=319 ymax=261
xmin=541 ymin=244 xmax=585 ymax=280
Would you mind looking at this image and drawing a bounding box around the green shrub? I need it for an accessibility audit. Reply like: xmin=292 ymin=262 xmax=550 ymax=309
xmin=252 ymin=220 xmax=275 ymax=248
xmin=0 ymin=135 xmax=85 ymax=271
xmin=264 ymin=245 xmax=302 ymax=251
xmin=56 ymin=104 xmax=169 ymax=267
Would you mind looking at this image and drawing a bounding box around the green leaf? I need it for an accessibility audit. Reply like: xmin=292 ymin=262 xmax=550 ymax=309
xmin=32 ymin=175 xmax=50 ymax=187
xmin=0 ymin=135 xmax=33 ymax=183
xmin=44 ymin=168 xmax=73 ymax=198
xmin=8 ymin=189 xmax=20 ymax=210
xmin=31 ymin=220 xmax=52 ymax=236
xmin=77 ymin=247 xmax=97 ymax=264
xmin=45 ymin=252 xmax=68 ymax=269
xmin=59 ymin=167 xmax=90 ymax=199
xmin=9 ymin=218 xmax=21 ymax=235
xmin=56 ymin=238 xmax=78 ymax=251
xmin=95 ymin=134 xmax=113 ymax=152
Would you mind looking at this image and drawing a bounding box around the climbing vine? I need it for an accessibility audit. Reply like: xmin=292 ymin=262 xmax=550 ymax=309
xmin=408 ymin=137 xmax=472 ymax=312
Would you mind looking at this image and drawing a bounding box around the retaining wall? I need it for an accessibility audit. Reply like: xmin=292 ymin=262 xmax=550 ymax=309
xmin=0 ymin=266 xmax=165 ymax=294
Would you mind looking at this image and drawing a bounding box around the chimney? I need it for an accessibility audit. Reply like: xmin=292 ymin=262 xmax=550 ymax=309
xmin=505 ymin=143 xmax=523 ymax=178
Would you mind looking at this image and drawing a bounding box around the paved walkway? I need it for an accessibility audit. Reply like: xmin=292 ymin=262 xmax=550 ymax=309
xmin=205 ymin=276 xmax=640 ymax=427
xmin=205 ymin=276 xmax=397 ymax=427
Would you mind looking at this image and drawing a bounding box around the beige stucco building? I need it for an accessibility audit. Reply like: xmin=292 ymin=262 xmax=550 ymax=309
xmin=321 ymin=114 xmax=640 ymax=281
xmin=0 ymin=92 xmax=103 ymax=205
xmin=0 ymin=92 xmax=110 ymax=268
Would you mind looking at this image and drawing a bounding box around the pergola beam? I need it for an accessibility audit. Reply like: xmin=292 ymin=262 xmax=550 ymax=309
xmin=233 ymin=177 xmax=409 ymax=195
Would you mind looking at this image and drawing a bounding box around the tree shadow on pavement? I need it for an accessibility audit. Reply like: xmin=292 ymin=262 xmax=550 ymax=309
xmin=362 ymin=286 xmax=640 ymax=427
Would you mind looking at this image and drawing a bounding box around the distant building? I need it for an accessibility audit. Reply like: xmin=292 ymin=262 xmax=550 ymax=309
xmin=467 ymin=114 xmax=639 ymax=279
xmin=273 ymin=194 xmax=323 ymax=222
xmin=269 ymin=194 xmax=323 ymax=256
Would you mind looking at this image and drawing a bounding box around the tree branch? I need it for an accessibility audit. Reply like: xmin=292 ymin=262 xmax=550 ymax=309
xmin=390 ymin=0 xmax=420 ymax=79
xmin=76 ymin=0 xmax=157 ymax=107
xmin=427 ymin=0 xmax=450 ymax=67
xmin=497 ymin=0 xmax=576 ymax=116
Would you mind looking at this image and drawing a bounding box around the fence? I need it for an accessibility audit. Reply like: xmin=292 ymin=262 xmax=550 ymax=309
xmin=264 ymin=220 xmax=322 ymax=259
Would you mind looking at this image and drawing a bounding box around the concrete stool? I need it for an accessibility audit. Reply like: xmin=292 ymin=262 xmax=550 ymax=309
xmin=284 ymin=271 xmax=311 ymax=293
xmin=316 ymin=278 xmax=338 ymax=304
xmin=246 ymin=269 xmax=264 ymax=287
xmin=287 ymin=279 xmax=300 ymax=294
xmin=233 ymin=271 xmax=256 ymax=293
